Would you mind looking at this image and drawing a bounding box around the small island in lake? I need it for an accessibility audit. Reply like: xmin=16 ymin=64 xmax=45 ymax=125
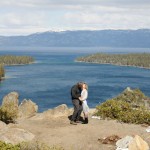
xmin=76 ymin=53 xmax=150 ymax=69
xmin=0 ymin=55 xmax=34 ymax=80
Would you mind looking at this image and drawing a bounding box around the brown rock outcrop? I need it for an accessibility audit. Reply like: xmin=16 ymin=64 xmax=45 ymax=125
xmin=0 ymin=128 xmax=35 ymax=145
xmin=30 ymin=104 xmax=70 ymax=120
xmin=128 ymin=135 xmax=149 ymax=150
xmin=43 ymin=104 xmax=70 ymax=117
xmin=2 ymin=91 xmax=19 ymax=107
xmin=0 ymin=121 xmax=7 ymax=130
xmin=18 ymin=99 xmax=38 ymax=118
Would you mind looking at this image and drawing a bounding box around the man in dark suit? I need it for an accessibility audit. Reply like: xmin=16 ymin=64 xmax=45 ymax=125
xmin=70 ymin=82 xmax=83 ymax=125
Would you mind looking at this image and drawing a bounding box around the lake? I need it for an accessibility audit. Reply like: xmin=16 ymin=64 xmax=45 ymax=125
xmin=0 ymin=47 xmax=150 ymax=112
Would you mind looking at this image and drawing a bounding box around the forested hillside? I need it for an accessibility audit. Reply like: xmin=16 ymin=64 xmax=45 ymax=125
xmin=0 ymin=55 xmax=34 ymax=80
xmin=0 ymin=64 xmax=5 ymax=79
xmin=0 ymin=55 xmax=34 ymax=65
xmin=76 ymin=53 xmax=150 ymax=69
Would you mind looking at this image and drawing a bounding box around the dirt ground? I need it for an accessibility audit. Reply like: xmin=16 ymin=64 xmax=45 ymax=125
xmin=12 ymin=112 xmax=150 ymax=150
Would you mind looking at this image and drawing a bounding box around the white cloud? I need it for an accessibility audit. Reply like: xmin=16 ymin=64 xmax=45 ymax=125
xmin=1 ymin=0 xmax=150 ymax=8
xmin=63 ymin=5 xmax=150 ymax=29
xmin=0 ymin=11 xmax=48 ymax=27
xmin=0 ymin=0 xmax=150 ymax=35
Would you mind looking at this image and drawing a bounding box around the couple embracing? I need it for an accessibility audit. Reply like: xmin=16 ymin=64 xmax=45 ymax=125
xmin=70 ymin=82 xmax=89 ymax=125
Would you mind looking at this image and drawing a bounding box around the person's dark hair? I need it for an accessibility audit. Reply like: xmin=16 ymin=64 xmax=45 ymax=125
xmin=77 ymin=82 xmax=83 ymax=88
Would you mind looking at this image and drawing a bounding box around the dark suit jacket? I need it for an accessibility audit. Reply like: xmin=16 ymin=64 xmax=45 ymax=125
xmin=71 ymin=84 xmax=81 ymax=100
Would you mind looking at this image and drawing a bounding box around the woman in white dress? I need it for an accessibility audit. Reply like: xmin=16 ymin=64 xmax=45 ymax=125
xmin=79 ymin=83 xmax=89 ymax=124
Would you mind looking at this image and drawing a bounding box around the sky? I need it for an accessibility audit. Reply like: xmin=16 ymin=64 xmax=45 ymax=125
xmin=0 ymin=0 xmax=150 ymax=36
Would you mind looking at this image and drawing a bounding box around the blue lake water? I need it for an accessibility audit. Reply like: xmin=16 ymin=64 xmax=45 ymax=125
xmin=0 ymin=47 xmax=150 ymax=112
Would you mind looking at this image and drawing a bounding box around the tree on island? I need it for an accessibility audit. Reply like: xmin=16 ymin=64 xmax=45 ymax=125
xmin=0 ymin=55 xmax=34 ymax=80
xmin=0 ymin=64 xmax=5 ymax=80
xmin=76 ymin=53 xmax=150 ymax=69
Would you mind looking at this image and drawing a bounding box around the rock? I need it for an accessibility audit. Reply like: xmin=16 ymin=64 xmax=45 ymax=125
xmin=116 ymin=136 xmax=133 ymax=149
xmin=146 ymin=126 xmax=150 ymax=133
xmin=43 ymin=104 xmax=70 ymax=118
xmin=116 ymin=148 xmax=129 ymax=150
xmin=0 ymin=121 xmax=7 ymax=130
xmin=125 ymin=87 xmax=133 ymax=92
xmin=0 ymin=128 xmax=35 ymax=145
xmin=1 ymin=92 xmax=19 ymax=123
xmin=30 ymin=104 xmax=70 ymax=120
xmin=128 ymin=135 xmax=149 ymax=150
xmin=29 ymin=113 xmax=44 ymax=120
xmin=2 ymin=91 xmax=19 ymax=107
xmin=52 ymin=104 xmax=70 ymax=116
xmin=18 ymin=99 xmax=38 ymax=118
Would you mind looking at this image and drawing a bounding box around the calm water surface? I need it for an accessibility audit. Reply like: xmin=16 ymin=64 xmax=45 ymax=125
xmin=0 ymin=48 xmax=150 ymax=112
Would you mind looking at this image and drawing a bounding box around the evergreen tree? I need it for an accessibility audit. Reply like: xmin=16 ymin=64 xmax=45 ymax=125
xmin=76 ymin=53 xmax=150 ymax=69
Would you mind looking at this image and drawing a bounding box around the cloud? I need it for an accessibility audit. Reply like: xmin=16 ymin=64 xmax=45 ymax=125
xmin=63 ymin=5 xmax=150 ymax=28
xmin=0 ymin=12 xmax=47 ymax=27
xmin=1 ymin=0 xmax=150 ymax=8
xmin=0 ymin=0 xmax=150 ymax=35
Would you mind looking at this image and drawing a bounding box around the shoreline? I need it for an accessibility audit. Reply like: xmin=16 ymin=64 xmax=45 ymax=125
xmin=0 ymin=61 xmax=34 ymax=80
xmin=3 ymin=61 xmax=35 ymax=67
xmin=75 ymin=60 xmax=150 ymax=70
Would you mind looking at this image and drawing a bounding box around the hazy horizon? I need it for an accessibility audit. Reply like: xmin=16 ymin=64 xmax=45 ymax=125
xmin=0 ymin=47 xmax=150 ymax=54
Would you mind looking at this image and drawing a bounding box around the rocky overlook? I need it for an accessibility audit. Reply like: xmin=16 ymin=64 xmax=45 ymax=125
xmin=0 ymin=89 xmax=150 ymax=150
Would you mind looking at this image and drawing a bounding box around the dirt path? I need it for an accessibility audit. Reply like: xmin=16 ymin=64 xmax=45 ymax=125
xmin=14 ymin=114 xmax=150 ymax=150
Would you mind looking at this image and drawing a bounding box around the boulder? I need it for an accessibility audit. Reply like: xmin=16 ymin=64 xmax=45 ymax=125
xmin=1 ymin=92 xmax=19 ymax=123
xmin=125 ymin=87 xmax=133 ymax=92
xmin=116 ymin=136 xmax=133 ymax=149
xmin=0 ymin=121 xmax=7 ymax=130
xmin=31 ymin=104 xmax=70 ymax=120
xmin=18 ymin=99 xmax=38 ymax=118
xmin=128 ymin=135 xmax=149 ymax=150
xmin=43 ymin=104 xmax=70 ymax=118
xmin=2 ymin=91 xmax=19 ymax=107
xmin=0 ymin=128 xmax=35 ymax=145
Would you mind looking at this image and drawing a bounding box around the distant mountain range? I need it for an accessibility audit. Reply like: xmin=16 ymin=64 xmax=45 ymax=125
xmin=0 ymin=29 xmax=150 ymax=48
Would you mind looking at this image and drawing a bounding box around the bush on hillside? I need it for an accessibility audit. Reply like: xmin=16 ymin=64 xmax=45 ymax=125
xmin=0 ymin=64 xmax=5 ymax=79
xmin=19 ymin=141 xmax=64 ymax=150
xmin=0 ymin=141 xmax=64 ymax=150
xmin=95 ymin=88 xmax=150 ymax=124
xmin=114 ymin=88 xmax=147 ymax=107
xmin=0 ymin=102 xmax=18 ymax=124
xmin=0 ymin=141 xmax=20 ymax=150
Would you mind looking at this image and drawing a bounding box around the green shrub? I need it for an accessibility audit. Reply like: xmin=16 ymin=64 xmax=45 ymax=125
xmin=18 ymin=141 xmax=64 ymax=150
xmin=96 ymin=99 xmax=131 ymax=119
xmin=96 ymin=99 xmax=150 ymax=124
xmin=113 ymin=89 xmax=146 ymax=108
xmin=95 ymin=88 xmax=150 ymax=125
xmin=0 ymin=102 xmax=18 ymax=124
xmin=0 ymin=141 xmax=64 ymax=150
xmin=118 ymin=109 xmax=150 ymax=124
xmin=0 ymin=141 xmax=20 ymax=150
